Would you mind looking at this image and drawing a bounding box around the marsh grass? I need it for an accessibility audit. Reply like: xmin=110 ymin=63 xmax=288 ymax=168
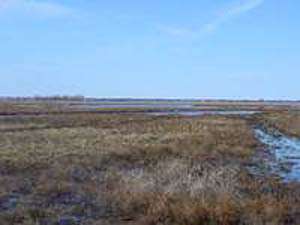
xmin=0 ymin=109 xmax=300 ymax=224
xmin=254 ymin=111 xmax=300 ymax=137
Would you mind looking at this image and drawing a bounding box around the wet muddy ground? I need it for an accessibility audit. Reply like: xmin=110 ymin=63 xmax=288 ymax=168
xmin=254 ymin=127 xmax=300 ymax=182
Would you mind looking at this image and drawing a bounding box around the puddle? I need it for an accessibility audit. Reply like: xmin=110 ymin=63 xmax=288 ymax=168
xmin=0 ymin=193 xmax=21 ymax=211
xmin=58 ymin=216 xmax=81 ymax=225
xmin=254 ymin=127 xmax=300 ymax=182
xmin=149 ymin=110 xmax=259 ymax=116
xmin=72 ymin=103 xmax=192 ymax=109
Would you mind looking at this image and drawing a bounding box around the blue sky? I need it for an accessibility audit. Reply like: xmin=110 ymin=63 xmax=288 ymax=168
xmin=0 ymin=0 xmax=299 ymax=99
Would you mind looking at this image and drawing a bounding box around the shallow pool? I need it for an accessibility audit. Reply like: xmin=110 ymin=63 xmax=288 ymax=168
xmin=254 ymin=128 xmax=300 ymax=182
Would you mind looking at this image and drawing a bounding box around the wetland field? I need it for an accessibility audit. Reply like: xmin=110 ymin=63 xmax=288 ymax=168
xmin=1 ymin=99 xmax=300 ymax=225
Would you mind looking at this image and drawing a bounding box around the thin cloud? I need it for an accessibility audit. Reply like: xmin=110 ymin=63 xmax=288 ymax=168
xmin=202 ymin=0 xmax=265 ymax=34
xmin=0 ymin=0 xmax=73 ymax=17
xmin=157 ymin=25 xmax=195 ymax=38
xmin=160 ymin=0 xmax=264 ymax=38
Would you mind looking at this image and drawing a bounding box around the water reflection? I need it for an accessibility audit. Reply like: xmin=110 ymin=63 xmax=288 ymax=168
xmin=254 ymin=128 xmax=300 ymax=182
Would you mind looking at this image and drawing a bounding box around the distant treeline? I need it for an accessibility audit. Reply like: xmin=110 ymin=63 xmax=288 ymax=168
xmin=0 ymin=96 xmax=299 ymax=103
xmin=0 ymin=95 xmax=85 ymax=102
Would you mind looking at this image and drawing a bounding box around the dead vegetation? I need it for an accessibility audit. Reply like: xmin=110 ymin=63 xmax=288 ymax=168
xmin=254 ymin=111 xmax=300 ymax=137
xmin=0 ymin=107 xmax=300 ymax=224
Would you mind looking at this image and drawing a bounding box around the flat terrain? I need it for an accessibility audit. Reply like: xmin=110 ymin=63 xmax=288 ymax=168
xmin=0 ymin=100 xmax=300 ymax=225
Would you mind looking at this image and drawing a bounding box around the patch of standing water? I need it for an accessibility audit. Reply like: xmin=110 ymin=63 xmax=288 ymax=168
xmin=149 ymin=110 xmax=259 ymax=116
xmin=0 ymin=193 xmax=21 ymax=211
xmin=254 ymin=128 xmax=300 ymax=182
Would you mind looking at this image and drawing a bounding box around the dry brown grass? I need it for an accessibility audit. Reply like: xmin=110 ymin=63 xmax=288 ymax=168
xmin=0 ymin=107 xmax=300 ymax=224
xmin=254 ymin=111 xmax=300 ymax=137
